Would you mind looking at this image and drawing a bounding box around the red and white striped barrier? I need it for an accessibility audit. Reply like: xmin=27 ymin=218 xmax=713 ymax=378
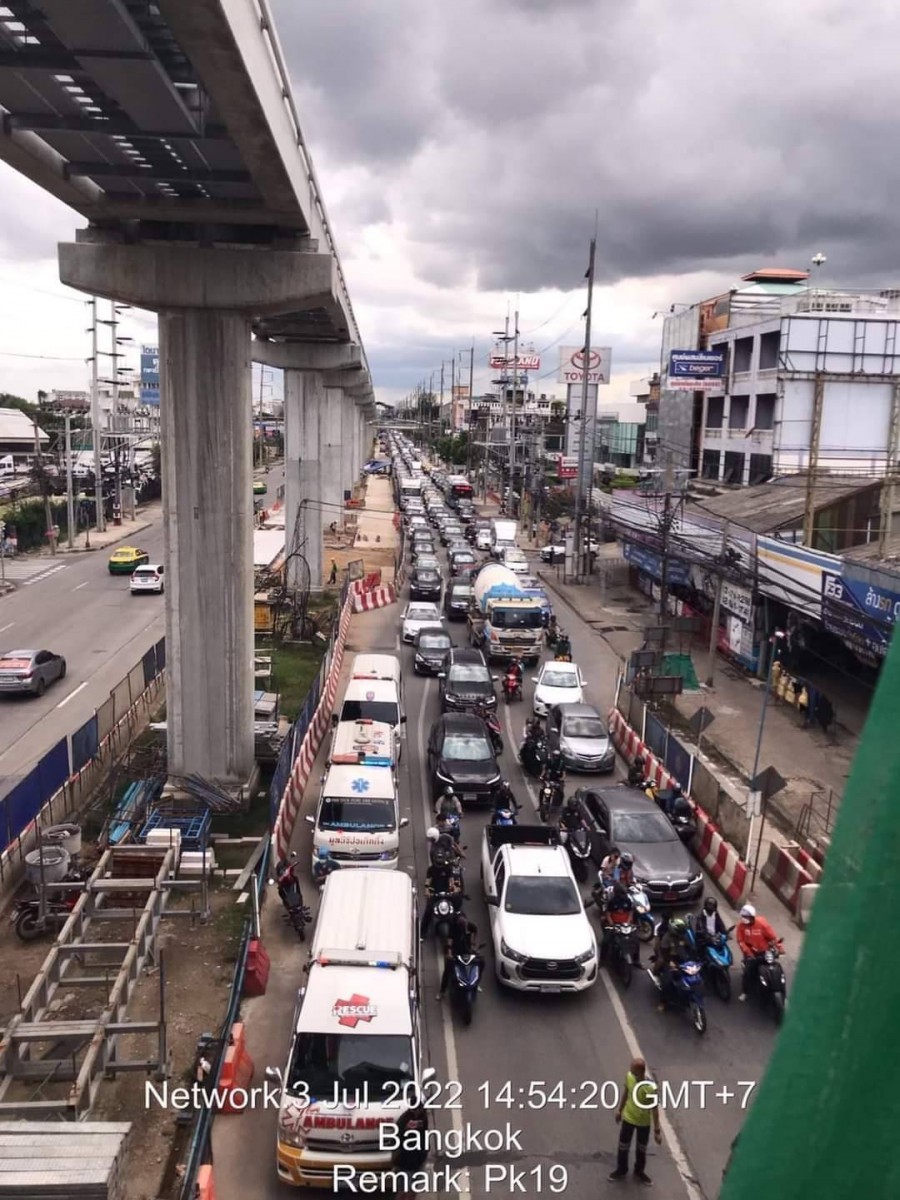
xmin=272 ymin=594 xmax=353 ymax=863
xmin=351 ymin=581 xmax=397 ymax=612
xmin=607 ymin=707 xmax=750 ymax=906
xmin=760 ymin=841 xmax=817 ymax=915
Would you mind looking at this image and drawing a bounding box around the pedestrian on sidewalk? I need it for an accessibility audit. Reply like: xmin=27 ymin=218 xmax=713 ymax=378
xmin=609 ymin=1057 xmax=661 ymax=1185
xmin=328 ymin=560 xmax=338 ymax=585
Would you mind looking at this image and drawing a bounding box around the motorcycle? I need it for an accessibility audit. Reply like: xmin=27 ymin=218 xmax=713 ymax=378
xmin=560 ymin=825 xmax=591 ymax=881
xmin=554 ymin=633 xmax=572 ymax=662
xmin=450 ymin=947 xmax=484 ymax=1025
xmin=746 ymin=943 xmax=787 ymax=1023
xmin=502 ymin=669 xmax=523 ymax=704
xmin=545 ymin=619 xmax=559 ymax=650
xmin=519 ymin=731 xmax=548 ymax=779
xmin=628 ymin=884 xmax=656 ymax=944
xmin=435 ymin=810 xmax=461 ymax=846
xmin=13 ymin=875 xmax=82 ymax=942
xmin=431 ymin=891 xmax=457 ymax=944
xmin=643 ymin=782 xmax=697 ymax=845
xmin=688 ymin=921 xmax=734 ymax=1002
xmin=491 ymin=806 xmax=518 ymax=827
xmin=538 ymin=778 xmax=564 ymax=822
xmin=474 ymin=705 xmax=504 ymax=756
xmin=275 ymin=853 xmax=313 ymax=939
xmin=647 ymin=957 xmax=707 ymax=1035
xmin=604 ymin=920 xmax=640 ymax=988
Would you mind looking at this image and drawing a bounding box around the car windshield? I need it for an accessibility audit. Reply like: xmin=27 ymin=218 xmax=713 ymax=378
xmin=541 ymin=669 xmax=578 ymax=688
xmin=492 ymin=607 xmax=544 ymax=630
xmin=319 ymin=798 xmax=396 ymax=832
xmin=504 ymin=876 xmax=581 ymax=915
xmin=407 ymin=607 xmax=438 ymax=621
xmin=416 ymin=571 xmax=439 ymax=582
xmin=448 ymin=664 xmax=489 ymax=685
xmin=562 ymin=716 xmax=606 ymax=739
xmin=613 ymin=810 xmax=680 ymax=843
xmin=419 ymin=633 xmax=450 ymax=650
xmin=340 ymin=700 xmax=400 ymax=726
xmin=287 ymin=1033 xmax=413 ymax=1099
xmin=416 ymin=557 xmax=439 ymax=569
xmin=453 ymin=552 xmax=475 ymax=562
xmin=450 ymin=586 xmax=473 ymax=600
xmin=442 ymin=732 xmax=492 ymax=761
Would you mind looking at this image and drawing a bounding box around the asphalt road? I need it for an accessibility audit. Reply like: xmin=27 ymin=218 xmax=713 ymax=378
xmin=214 ymin=519 xmax=794 ymax=1200
xmin=0 ymin=458 xmax=285 ymax=794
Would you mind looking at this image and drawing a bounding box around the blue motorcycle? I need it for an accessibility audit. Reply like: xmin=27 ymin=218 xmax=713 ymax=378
xmin=491 ymin=807 xmax=517 ymax=827
xmin=437 ymin=811 xmax=461 ymax=845
xmin=451 ymin=950 xmax=483 ymax=1025
xmin=648 ymin=957 xmax=707 ymax=1035
xmin=689 ymin=924 xmax=734 ymax=1002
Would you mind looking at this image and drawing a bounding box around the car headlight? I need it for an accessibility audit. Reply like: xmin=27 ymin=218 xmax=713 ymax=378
xmin=500 ymin=938 xmax=527 ymax=963
xmin=435 ymin=769 xmax=454 ymax=783
xmin=379 ymin=849 xmax=398 ymax=860
xmin=485 ymin=773 xmax=501 ymax=785
xmin=560 ymin=739 xmax=572 ymax=753
xmin=574 ymin=946 xmax=596 ymax=964
xmin=280 ymin=1125 xmax=307 ymax=1149
xmin=690 ymin=873 xmax=703 ymax=885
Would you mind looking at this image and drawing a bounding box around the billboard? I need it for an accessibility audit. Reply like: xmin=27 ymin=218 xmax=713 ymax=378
xmin=558 ymin=346 xmax=612 ymax=385
xmin=140 ymin=345 xmax=160 ymax=405
xmin=488 ymin=351 xmax=541 ymax=371
xmin=556 ymin=455 xmax=578 ymax=479
xmin=667 ymin=349 xmax=725 ymax=391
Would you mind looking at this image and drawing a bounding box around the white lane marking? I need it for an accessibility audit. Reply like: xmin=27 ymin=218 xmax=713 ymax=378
xmin=23 ymin=563 xmax=68 ymax=586
xmin=501 ymin=700 xmax=539 ymax=812
xmin=55 ymin=680 xmax=88 ymax=709
xmin=0 ymin=622 xmax=14 ymax=634
xmin=73 ymin=581 xmax=88 ymax=591
xmin=599 ymin=967 xmax=703 ymax=1200
xmin=416 ymin=677 xmax=471 ymax=1200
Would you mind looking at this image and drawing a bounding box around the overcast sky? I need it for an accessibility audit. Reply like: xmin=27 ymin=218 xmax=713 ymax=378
xmin=0 ymin=0 xmax=897 ymax=409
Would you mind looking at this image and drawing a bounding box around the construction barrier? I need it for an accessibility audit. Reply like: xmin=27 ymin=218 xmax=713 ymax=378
xmin=217 ymin=1022 xmax=254 ymax=1114
xmin=272 ymin=591 xmax=354 ymax=863
xmin=351 ymin=580 xmax=397 ymax=612
xmin=796 ymin=882 xmax=820 ymax=929
xmin=243 ymin=938 xmax=271 ymax=997
xmin=760 ymin=840 xmax=817 ymax=915
xmin=607 ymin=707 xmax=750 ymax=906
xmin=197 ymin=1165 xmax=216 ymax=1200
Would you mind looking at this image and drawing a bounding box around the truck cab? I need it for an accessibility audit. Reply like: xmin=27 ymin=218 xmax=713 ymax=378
xmin=271 ymin=871 xmax=430 ymax=1188
xmin=481 ymin=825 xmax=598 ymax=993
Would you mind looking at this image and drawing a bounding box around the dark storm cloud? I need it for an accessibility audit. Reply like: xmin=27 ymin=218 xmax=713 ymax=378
xmin=273 ymin=0 xmax=900 ymax=294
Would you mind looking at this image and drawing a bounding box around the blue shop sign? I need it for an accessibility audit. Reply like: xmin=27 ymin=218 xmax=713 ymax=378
xmin=623 ymin=541 xmax=691 ymax=586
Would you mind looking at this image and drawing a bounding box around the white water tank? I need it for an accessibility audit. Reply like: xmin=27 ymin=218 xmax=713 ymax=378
xmin=472 ymin=563 xmax=525 ymax=613
xmin=24 ymin=846 xmax=70 ymax=885
xmin=42 ymin=824 xmax=82 ymax=857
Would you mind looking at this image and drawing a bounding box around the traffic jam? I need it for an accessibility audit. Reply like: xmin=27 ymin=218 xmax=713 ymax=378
xmin=263 ymin=432 xmax=787 ymax=1193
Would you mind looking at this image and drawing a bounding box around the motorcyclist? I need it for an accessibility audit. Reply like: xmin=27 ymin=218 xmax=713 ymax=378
xmin=599 ymin=847 xmax=622 ymax=887
xmin=653 ymin=915 xmax=691 ymax=1009
xmin=420 ymin=862 xmax=462 ymax=938
xmin=434 ymin=786 xmax=463 ymax=819
xmin=275 ymin=852 xmax=301 ymax=908
xmin=559 ymin=796 xmax=584 ymax=833
xmin=437 ymin=912 xmax=483 ymax=999
xmin=506 ymin=657 xmax=524 ymax=689
xmin=311 ymin=846 xmax=339 ymax=887
xmin=545 ymin=613 xmax=559 ymax=646
xmin=694 ymin=896 xmax=728 ymax=944
xmin=523 ymin=715 xmax=543 ymax=745
xmin=543 ymin=747 xmax=566 ymax=785
xmin=736 ymin=904 xmax=783 ymax=1002
xmin=627 ymin=755 xmax=647 ymax=788
xmin=617 ymin=851 xmax=636 ymax=889
xmin=600 ymin=882 xmax=640 ymax=967
xmin=555 ymin=630 xmax=572 ymax=659
xmin=493 ymin=779 xmax=520 ymax=815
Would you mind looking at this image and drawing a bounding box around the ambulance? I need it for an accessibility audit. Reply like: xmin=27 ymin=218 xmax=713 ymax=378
xmin=270 ymin=871 xmax=432 ymax=1188
xmin=308 ymin=760 xmax=406 ymax=869
xmin=328 ymin=718 xmax=397 ymax=769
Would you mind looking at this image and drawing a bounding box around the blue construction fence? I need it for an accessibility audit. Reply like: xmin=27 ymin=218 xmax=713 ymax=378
xmin=0 ymin=637 xmax=166 ymax=855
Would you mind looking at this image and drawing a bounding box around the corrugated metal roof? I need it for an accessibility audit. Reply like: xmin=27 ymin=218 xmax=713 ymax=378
xmin=0 ymin=407 xmax=49 ymax=442
xmin=690 ymin=474 xmax=876 ymax=534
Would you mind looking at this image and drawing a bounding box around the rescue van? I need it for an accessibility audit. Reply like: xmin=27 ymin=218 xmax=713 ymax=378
xmin=307 ymin=762 xmax=406 ymax=869
xmin=328 ymin=718 xmax=397 ymax=768
xmin=349 ymin=653 xmax=402 ymax=691
xmin=269 ymin=871 xmax=432 ymax=1188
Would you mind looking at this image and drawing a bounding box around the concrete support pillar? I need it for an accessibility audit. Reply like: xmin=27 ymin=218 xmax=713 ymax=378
xmin=160 ymin=310 xmax=254 ymax=782
xmin=322 ymin=387 xmax=345 ymax=538
xmin=284 ymin=369 xmax=325 ymax=591
xmin=345 ymin=399 xmax=361 ymax=494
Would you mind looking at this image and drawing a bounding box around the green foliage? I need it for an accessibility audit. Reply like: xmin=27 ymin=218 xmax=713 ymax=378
xmin=0 ymin=497 xmax=70 ymax=551
xmin=434 ymin=431 xmax=469 ymax=465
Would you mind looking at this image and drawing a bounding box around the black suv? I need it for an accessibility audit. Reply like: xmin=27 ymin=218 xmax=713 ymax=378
xmin=427 ymin=712 xmax=501 ymax=804
xmin=410 ymin=566 xmax=442 ymax=601
xmin=445 ymin=579 xmax=473 ymax=621
xmin=438 ymin=647 xmax=497 ymax=712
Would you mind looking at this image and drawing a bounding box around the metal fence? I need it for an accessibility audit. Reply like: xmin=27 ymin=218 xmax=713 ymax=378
xmin=0 ymin=637 xmax=166 ymax=858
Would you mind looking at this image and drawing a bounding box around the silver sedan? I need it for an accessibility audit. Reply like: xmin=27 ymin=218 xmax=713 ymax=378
xmin=0 ymin=648 xmax=67 ymax=697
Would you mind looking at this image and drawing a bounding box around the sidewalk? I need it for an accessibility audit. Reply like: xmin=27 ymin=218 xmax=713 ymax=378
xmin=536 ymin=562 xmax=857 ymax=844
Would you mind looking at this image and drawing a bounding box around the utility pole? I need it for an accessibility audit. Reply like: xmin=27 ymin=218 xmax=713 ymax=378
xmin=509 ymin=309 xmax=520 ymax=518
xmin=439 ymin=363 xmax=445 ymax=449
xmin=429 ymin=372 xmax=435 ymax=449
xmin=450 ymin=354 xmax=456 ymax=443
xmin=110 ymin=301 xmax=123 ymax=525
xmin=465 ymin=341 xmax=475 ymax=479
xmin=34 ymin=418 xmax=56 ymax=554
xmin=705 ymin=520 xmax=730 ymax=686
xmin=89 ymin=297 xmax=105 ymax=533
xmin=878 ymin=378 xmax=900 ymax=558
xmin=802 ymin=371 xmax=824 ymax=546
xmin=65 ymin=413 xmax=75 ymax=550
xmin=573 ymin=237 xmax=597 ymax=579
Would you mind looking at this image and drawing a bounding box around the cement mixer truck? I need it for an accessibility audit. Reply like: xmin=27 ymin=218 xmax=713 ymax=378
xmin=468 ymin=563 xmax=545 ymax=664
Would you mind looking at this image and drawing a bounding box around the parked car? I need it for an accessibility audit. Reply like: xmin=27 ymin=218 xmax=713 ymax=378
xmin=427 ymin=712 xmax=502 ymax=804
xmin=130 ymin=564 xmax=165 ymax=595
xmin=439 ymin=647 xmax=497 ymax=712
xmin=401 ymin=602 xmax=443 ymax=643
xmin=108 ymin=545 xmax=149 ymax=575
xmin=532 ymin=660 xmax=585 ymax=717
xmin=409 ymin=566 xmax=442 ymax=602
xmin=572 ymin=786 xmax=703 ymax=904
xmin=445 ymin=579 xmax=474 ymax=621
xmin=413 ymin=626 xmax=454 ymax=675
xmin=540 ymin=542 xmax=597 ymax=565
xmin=0 ymin=648 xmax=66 ymax=697
xmin=546 ymin=702 xmax=615 ymax=772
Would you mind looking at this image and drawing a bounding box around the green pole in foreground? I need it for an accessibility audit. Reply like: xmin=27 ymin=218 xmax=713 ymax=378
xmin=721 ymin=629 xmax=900 ymax=1198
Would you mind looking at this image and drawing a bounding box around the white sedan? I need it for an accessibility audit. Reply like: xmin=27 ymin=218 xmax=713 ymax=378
xmin=401 ymin=602 xmax=443 ymax=643
xmin=531 ymin=660 xmax=585 ymax=716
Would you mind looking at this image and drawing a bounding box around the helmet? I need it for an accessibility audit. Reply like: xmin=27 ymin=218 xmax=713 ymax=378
xmin=426 ymin=826 xmax=440 ymax=842
xmin=670 ymin=917 xmax=687 ymax=934
xmin=443 ymin=785 xmax=456 ymax=797
xmin=703 ymin=896 xmax=718 ymax=914
xmin=565 ymin=796 xmax=578 ymax=810
xmin=740 ymin=903 xmax=756 ymax=922
xmin=549 ymin=747 xmax=562 ymax=759
xmin=501 ymin=778 xmax=510 ymax=789
xmin=316 ymin=847 xmax=330 ymax=860
xmin=620 ymin=852 xmax=634 ymax=870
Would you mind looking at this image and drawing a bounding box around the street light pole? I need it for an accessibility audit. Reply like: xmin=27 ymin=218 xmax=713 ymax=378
xmin=747 ymin=630 xmax=785 ymax=877
xmin=573 ymin=237 xmax=597 ymax=580
xmin=89 ymin=297 xmax=105 ymax=533
xmin=509 ymin=310 xmax=520 ymax=518
xmin=65 ymin=413 xmax=75 ymax=550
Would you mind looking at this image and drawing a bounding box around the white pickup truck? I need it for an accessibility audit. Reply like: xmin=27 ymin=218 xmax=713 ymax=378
xmin=481 ymin=825 xmax=598 ymax=993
